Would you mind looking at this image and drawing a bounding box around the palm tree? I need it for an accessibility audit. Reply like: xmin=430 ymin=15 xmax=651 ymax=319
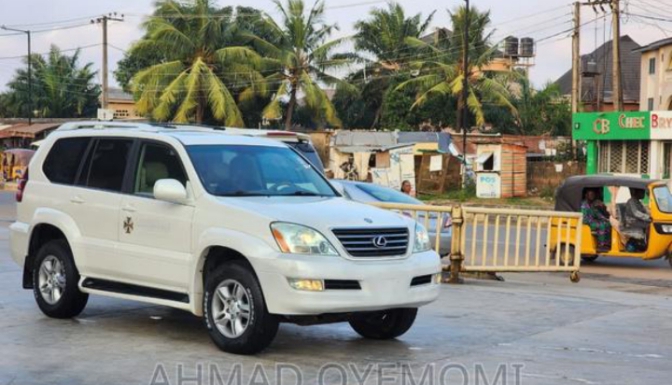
xmin=130 ymin=0 xmax=262 ymax=125
xmin=242 ymin=0 xmax=351 ymax=130
xmin=396 ymin=6 xmax=517 ymax=127
xmin=351 ymin=2 xmax=435 ymax=127
xmin=4 ymin=45 xmax=99 ymax=118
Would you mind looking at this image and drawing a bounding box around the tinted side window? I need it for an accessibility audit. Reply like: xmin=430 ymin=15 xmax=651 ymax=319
xmin=83 ymin=139 xmax=133 ymax=192
xmin=134 ymin=143 xmax=188 ymax=195
xmin=43 ymin=137 xmax=91 ymax=185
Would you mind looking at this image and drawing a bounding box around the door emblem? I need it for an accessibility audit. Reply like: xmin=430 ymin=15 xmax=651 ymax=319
xmin=372 ymin=236 xmax=388 ymax=248
xmin=123 ymin=217 xmax=134 ymax=234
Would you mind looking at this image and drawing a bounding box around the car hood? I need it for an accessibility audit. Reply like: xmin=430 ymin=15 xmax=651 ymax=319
xmin=218 ymin=196 xmax=411 ymax=231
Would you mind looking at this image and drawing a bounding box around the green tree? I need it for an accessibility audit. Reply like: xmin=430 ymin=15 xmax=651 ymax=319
xmin=496 ymin=78 xmax=571 ymax=135
xmin=396 ymin=6 xmax=517 ymax=128
xmin=3 ymin=45 xmax=99 ymax=118
xmin=242 ymin=0 xmax=351 ymax=130
xmin=350 ymin=2 xmax=435 ymax=127
xmin=130 ymin=0 xmax=262 ymax=125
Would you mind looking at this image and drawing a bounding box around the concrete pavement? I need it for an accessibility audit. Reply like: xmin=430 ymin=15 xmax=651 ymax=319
xmin=0 ymin=192 xmax=671 ymax=384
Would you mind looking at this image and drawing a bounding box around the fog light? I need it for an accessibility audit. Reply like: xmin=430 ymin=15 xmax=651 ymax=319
xmin=288 ymin=278 xmax=324 ymax=291
xmin=433 ymin=273 xmax=443 ymax=284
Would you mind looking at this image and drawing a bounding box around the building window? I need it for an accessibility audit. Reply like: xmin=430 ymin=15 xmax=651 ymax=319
xmin=649 ymin=57 xmax=656 ymax=74
xmin=648 ymin=98 xmax=655 ymax=111
xmin=598 ymin=141 xmax=649 ymax=175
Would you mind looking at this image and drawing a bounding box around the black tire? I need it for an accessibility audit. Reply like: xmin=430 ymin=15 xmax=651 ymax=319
xmin=557 ymin=244 xmax=576 ymax=266
xmin=32 ymin=240 xmax=88 ymax=318
xmin=204 ymin=261 xmax=278 ymax=355
xmin=581 ymin=254 xmax=599 ymax=263
xmin=349 ymin=308 xmax=418 ymax=340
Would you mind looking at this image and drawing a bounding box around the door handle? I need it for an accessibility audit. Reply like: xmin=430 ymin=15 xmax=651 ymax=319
xmin=122 ymin=204 xmax=136 ymax=213
xmin=70 ymin=196 xmax=85 ymax=204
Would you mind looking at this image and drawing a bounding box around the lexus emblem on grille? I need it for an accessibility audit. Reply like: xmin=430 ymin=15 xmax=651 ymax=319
xmin=372 ymin=236 xmax=388 ymax=248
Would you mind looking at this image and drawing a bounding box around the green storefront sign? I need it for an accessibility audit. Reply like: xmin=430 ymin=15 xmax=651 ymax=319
xmin=572 ymin=112 xmax=651 ymax=174
xmin=572 ymin=111 xmax=650 ymax=141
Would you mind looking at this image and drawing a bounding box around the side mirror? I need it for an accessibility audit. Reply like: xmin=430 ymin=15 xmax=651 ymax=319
xmin=154 ymin=179 xmax=188 ymax=204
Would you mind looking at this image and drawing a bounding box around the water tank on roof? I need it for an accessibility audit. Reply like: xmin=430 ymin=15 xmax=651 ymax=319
xmin=519 ymin=37 xmax=534 ymax=57
xmin=504 ymin=36 xmax=519 ymax=57
xmin=586 ymin=60 xmax=598 ymax=74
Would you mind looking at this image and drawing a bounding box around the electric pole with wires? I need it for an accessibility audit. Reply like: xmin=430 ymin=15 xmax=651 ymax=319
xmin=461 ymin=0 xmax=470 ymax=189
xmin=92 ymin=13 xmax=124 ymax=110
xmin=1 ymin=26 xmax=32 ymax=125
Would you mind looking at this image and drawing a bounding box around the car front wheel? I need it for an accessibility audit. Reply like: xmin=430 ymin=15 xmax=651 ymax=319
xmin=204 ymin=261 xmax=278 ymax=355
xmin=349 ymin=308 xmax=418 ymax=339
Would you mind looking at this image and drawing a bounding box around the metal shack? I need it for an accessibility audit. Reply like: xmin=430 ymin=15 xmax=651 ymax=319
xmin=475 ymin=142 xmax=527 ymax=198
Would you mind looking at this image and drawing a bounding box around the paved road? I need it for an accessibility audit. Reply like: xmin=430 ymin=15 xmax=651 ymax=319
xmin=1 ymin=191 xmax=672 ymax=384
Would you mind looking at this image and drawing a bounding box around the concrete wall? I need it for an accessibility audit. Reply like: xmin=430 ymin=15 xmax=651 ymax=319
xmin=640 ymin=46 xmax=672 ymax=111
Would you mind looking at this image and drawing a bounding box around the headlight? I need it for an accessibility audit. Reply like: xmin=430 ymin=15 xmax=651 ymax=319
xmin=271 ymin=223 xmax=339 ymax=256
xmin=413 ymin=223 xmax=431 ymax=253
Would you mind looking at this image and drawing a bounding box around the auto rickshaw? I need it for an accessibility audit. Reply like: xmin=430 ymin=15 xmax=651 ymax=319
xmin=550 ymin=175 xmax=672 ymax=268
xmin=1 ymin=148 xmax=35 ymax=182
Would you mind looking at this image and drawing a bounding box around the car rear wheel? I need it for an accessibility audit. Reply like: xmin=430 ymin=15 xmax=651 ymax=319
xmin=349 ymin=308 xmax=418 ymax=339
xmin=204 ymin=261 xmax=278 ymax=355
xmin=33 ymin=240 xmax=88 ymax=318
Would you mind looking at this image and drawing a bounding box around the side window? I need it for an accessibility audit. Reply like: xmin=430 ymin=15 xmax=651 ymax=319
xmin=82 ymin=139 xmax=134 ymax=192
xmin=43 ymin=137 xmax=91 ymax=185
xmin=134 ymin=142 xmax=188 ymax=195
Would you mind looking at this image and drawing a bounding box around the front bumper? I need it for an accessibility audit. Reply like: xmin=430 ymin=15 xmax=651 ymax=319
xmin=254 ymin=250 xmax=441 ymax=315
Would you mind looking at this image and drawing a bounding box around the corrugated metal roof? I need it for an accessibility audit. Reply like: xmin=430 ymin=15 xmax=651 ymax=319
xmin=333 ymin=131 xmax=397 ymax=146
xmin=335 ymin=143 xmax=413 ymax=154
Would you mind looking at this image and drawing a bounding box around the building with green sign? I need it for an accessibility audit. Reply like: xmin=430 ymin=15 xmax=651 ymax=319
xmin=573 ymin=111 xmax=672 ymax=179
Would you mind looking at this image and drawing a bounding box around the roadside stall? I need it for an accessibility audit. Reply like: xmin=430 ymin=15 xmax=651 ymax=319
xmin=1 ymin=148 xmax=35 ymax=182
xmin=474 ymin=142 xmax=527 ymax=198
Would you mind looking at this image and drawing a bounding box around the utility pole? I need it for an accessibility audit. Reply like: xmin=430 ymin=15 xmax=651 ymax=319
xmin=1 ymin=26 xmax=32 ymax=125
xmin=92 ymin=13 xmax=124 ymax=110
xmin=462 ymin=0 xmax=470 ymax=188
xmin=571 ymin=2 xmax=581 ymax=114
xmin=611 ymin=0 xmax=623 ymax=111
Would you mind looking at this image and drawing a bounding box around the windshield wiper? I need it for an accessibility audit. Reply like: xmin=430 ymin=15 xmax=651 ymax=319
xmin=281 ymin=191 xmax=328 ymax=197
xmin=219 ymin=191 xmax=270 ymax=197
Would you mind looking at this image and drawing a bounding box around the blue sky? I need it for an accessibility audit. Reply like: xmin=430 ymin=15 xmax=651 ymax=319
xmin=0 ymin=0 xmax=668 ymax=91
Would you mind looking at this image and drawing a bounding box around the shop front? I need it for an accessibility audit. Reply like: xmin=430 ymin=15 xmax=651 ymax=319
xmin=573 ymin=111 xmax=661 ymax=178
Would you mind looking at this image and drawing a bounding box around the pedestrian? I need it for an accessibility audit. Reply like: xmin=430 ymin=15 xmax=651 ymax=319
xmin=401 ymin=180 xmax=414 ymax=196
xmin=581 ymin=189 xmax=611 ymax=252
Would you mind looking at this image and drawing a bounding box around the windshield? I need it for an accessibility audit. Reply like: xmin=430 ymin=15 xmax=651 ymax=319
xmin=187 ymin=145 xmax=336 ymax=197
xmin=356 ymin=183 xmax=422 ymax=205
xmin=653 ymin=185 xmax=672 ymax=213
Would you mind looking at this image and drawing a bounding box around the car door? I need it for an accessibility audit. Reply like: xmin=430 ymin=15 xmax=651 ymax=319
xmin=68 ymin=137 xmax=135 ymax=279
xmin=116 ymin=140 xmax=194 ymax=291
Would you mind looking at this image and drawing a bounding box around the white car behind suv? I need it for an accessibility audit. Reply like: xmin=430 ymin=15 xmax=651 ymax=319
xmin=9 ymin=122 xmax=441 ymax=354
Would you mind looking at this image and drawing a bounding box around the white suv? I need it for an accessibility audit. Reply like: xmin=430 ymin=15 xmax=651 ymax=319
xmin=9 ymin=122 xmax=441 ymax=354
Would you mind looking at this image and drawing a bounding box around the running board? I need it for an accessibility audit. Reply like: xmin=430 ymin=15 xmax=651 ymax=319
xmin=81 ymin=278 xmax=189 ymax=303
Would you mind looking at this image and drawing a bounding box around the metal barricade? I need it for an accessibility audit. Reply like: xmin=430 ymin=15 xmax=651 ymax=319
xmin=370 ymin=203 xmax=583 ymax=283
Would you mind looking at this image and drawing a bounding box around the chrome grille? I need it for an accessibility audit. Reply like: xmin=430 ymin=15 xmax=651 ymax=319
xmin=332 ymin=227 xmax=409 ymax=257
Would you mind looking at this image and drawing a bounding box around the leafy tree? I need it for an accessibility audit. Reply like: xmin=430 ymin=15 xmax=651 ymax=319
xmin=351 ymin=2 xmax=435 ymax=127
xmin=130 ymin=0 xmax=262 ymax=125
xmin=3 ymin=45 xmax=99 ymax=118
xmin=242 ymin=0 xmax=351 ymax=130
xmin=396 ymin=6 xmax=517 ymax=128
xmin=487 ymin=78 xmax=571 ymax=135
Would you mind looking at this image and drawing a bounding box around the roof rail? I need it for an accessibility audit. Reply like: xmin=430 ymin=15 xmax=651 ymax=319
xmin=55 ymin=121 xmax=224 ymax=133
xmin=56 ymin=121 xmax=151 ymax=131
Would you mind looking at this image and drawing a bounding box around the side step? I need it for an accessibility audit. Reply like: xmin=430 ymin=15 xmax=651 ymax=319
xmin=81 ymin=278 xmax=189 ymax=303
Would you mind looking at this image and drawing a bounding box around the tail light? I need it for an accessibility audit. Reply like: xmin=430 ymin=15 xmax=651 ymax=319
xmin=443 ymin=215 xmax=453 ymax=229
xmin=16 ymin=168 xmax=28 ymax=203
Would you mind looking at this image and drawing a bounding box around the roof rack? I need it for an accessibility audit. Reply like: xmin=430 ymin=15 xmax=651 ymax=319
xmin=55 ymin=121 xmax=224 ymax=133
